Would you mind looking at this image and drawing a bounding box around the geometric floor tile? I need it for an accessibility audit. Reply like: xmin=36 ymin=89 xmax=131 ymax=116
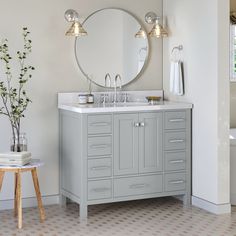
xmin=0 ymin=197 xmax=236 ymax=236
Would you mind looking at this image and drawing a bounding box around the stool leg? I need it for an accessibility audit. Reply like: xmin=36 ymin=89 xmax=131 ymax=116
xmin=14 ymin=172 xmax=18 ymax=217
xmin=31 ymin=168 xmax=45 ymax=222
xmin=16 ymin=171 xmax=22 ymax=229
xmin=0 ymin=171 xmax=5 ymax=192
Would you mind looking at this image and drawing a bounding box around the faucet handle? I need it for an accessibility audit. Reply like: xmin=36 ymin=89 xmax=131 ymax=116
xmin=100 ymin=93 xmax=105 ymax=104
xmin=122 ymin=93 xmax=129 ymax=103
xmin=100 ymin=93 xmax=108 ymax=104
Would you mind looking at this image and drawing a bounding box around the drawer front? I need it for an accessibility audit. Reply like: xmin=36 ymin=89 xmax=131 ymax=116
xmin=114 ymin=175 xmax=163 ymax=197
xmin=165 ymin=111 xmax=186 ymax=130
xmin=88 ymin=179 xmax=112 ymax=200
xmin=165 ymin=173 xmax=186 ymax=192
xmin=164 ymin=132 xmax=186 ymax=150
xmin=88 ymin=158 xmax=112 ymax=178
xmin=88 ymin=114 xmax=112 ymax=135
xmin=88 ymin=136 xmax=112 ymax=157
xmin=165 ymin=152 xmax=186 ymax=171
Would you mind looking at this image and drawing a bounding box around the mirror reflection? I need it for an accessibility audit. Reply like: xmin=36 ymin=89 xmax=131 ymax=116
xmin=75 ymin=8 xmax=149 ymax=87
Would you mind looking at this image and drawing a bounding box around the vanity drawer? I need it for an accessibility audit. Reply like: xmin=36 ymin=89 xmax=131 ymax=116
xmin=165 ymin=111 xmax=186 ymax=130
xmin=88 ymin=158 xmax=112 ymax=179
xmin=164 ymin=131 xmax=186 ymax=150
xmin=165 ymin=152 xmax=186 ymax=171
xmin=164 ymin=173 xmax=186 ymax=192
xmin=88 ymin=179 xmax=112 ymax=200
xmin=88 ymin=136 xmax=112 ymax=157
xmin=88 ymin=115 xmax=112 ymax=135
xmin=114 ymin=175 xmax=163 ymax=198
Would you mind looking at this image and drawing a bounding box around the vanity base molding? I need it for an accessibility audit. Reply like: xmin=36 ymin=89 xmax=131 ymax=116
xmin=59 ymin=108 xmax=191 ymax=218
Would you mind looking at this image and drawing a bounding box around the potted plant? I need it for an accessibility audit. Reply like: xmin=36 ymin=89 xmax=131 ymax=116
xmin=0 ymin=27 xmax=34 ymax=152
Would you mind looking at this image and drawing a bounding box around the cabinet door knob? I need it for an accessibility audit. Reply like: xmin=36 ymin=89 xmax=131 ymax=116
xmin=134 ymin=122 xmax=140 ymax=127
xmin=140 ymin=122 xmax=145 ymax=127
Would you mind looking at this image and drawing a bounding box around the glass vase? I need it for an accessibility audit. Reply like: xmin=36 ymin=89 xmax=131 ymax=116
xmin=11 ymin=133 xmax=28 ymax=152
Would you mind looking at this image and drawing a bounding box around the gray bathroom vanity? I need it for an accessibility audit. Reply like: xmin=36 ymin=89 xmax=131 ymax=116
xmin=59 ymin=96 xmax=192 ymax=218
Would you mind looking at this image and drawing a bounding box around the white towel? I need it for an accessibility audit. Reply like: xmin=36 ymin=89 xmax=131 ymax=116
xmin=170 ymin=61 xmax=184 ymax=96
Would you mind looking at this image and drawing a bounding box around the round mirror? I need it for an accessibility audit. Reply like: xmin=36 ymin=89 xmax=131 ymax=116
xmin=75 ymin=8 xmax=149 ymax=88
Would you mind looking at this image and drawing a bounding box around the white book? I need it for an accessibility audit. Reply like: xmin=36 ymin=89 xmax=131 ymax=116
xmin=0 ymin=156 xmax=31 ymax=163
xmin=0 ymin=152 xmax=31 ymax=160
xmin=0 ymin=157 xmax=32 ymax=166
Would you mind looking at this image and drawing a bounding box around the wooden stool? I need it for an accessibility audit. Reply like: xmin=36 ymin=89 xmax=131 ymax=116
xmin=0 ymin=159 xmax=45 ymax=229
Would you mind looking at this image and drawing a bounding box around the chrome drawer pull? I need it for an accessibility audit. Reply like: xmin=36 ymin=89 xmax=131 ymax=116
xmin=169 ymin=160 xmax=185 ymax=164
xmin=134 ymin=122 xmax=140 ymax=127
xmin=91 ymin=187 xmax=110 ymax=193
xmin=129 ymin=183 xmax=148 ymax=189
xmin=169 ymin=118 xmax=185 ymax=122
xmin=90 ymin=122 xmax=110 ymax=127
xmin=169 ymin=180 xmax=185 ymax=184
xmin=90 ymin=144 xmax=110 ymax=149
xmin=169 ymin=139 xmax=184 ymax=143
xmin=91 ymin=166 xmax=110 ymax=171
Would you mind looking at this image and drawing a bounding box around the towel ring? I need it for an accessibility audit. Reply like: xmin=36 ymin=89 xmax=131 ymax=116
xmin=171 ymin=45 xmax=183 ymax=54
xmin=171 ymin=45 xmax=183 ymax=61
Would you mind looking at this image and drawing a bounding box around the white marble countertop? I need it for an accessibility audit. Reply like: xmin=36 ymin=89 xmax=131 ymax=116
xmin=58 ymin=101 xmax=193 ymax=113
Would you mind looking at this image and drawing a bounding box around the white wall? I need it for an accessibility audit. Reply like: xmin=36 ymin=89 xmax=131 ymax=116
xmin=0 ymin=0 xmax=162 ymax=205
xmin=163 ymin=0 xmax=230 ymax=212
xmin=230 ymin=0 xmax=236 ymax=127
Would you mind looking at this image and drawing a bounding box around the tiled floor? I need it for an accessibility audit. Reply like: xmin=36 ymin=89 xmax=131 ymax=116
xmin=0 ymin=197 xmax=236 ymax=236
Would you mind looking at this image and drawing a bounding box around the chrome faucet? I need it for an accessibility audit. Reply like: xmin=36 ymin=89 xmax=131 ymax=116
xmin=113 ymin=74 xmax=122 ymax=104
xmin=105 ymin=73 xmax=111 ymax=87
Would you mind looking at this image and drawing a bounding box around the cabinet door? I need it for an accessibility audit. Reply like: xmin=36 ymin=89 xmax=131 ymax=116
xmin=114 ymin=113 xmax=139 ymax=176
xmin=139 ymin=112 xmax=163 ymax=173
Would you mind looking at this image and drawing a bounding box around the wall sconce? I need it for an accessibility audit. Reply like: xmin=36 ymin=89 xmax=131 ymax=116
xmin=64 ymin=9 xmax=87 ymax=37
xmin=135 ymin=27 xmax=147 ymax=38
xmin=135 ymin=12 xmax=168 ymax=38
xmin=145 ymin=12 xmax=168 ymax=38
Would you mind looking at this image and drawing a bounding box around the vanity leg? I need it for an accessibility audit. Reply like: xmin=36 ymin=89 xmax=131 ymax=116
xmin=183 ymin=193 xmax=191 ymax=206
xmin=79 ymin=203 xmax=88 ymax=219
xmin=59 ymin=194 xmax=67 ymax=206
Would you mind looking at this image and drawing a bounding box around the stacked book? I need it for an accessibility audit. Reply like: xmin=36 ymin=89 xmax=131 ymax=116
xmin=0 ymin=152 xmax=32 ymax=166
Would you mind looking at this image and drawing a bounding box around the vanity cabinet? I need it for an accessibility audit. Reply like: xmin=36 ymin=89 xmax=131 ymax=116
xmin=59 ymin=109 xmax=191 ymax=219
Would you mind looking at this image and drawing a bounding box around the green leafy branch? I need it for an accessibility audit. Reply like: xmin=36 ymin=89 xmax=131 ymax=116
xmin=0 ymin=27 xmax=34 ymax=150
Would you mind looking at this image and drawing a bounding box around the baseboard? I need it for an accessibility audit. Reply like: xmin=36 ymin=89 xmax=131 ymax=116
xmin=0 ymin=195 xmax=59 ymax=211
xmin=192 ymin=196 xmax=231 ymax=214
